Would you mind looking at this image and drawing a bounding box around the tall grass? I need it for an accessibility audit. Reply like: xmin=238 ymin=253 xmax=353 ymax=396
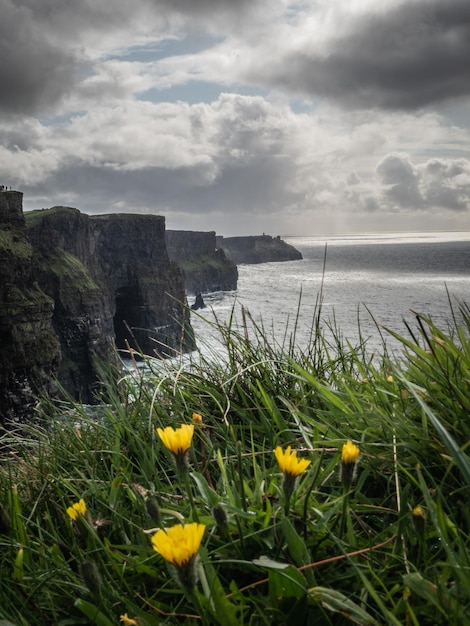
xmin=0 ymin=301 xmax=469 ymax=625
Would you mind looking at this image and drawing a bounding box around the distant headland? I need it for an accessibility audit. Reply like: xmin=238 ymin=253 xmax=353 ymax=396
xmin=217 ymin=234 xmax=302 ymax=264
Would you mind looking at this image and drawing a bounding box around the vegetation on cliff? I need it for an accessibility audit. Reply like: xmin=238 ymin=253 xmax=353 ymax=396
xmin=0 ymin=303 xmax=469 ymax=624
xmin=0 ymin=229 xmax=34 ymax=261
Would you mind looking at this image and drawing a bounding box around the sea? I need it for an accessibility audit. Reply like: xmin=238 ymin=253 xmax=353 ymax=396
xmin=189 ymin=232 xmax=470 ymax=358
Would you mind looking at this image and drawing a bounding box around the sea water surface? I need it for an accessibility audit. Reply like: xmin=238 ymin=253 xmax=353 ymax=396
xmin=189 ymin=232 xmax=470 ymax=356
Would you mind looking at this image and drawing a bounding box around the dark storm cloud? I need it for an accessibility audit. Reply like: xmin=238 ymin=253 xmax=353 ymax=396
xmin=0 ymin=0 xmax=262 ymax=117
xmin=0 ymin=1 xmax=82 ymax=116
xmin=271 ymin=0 xmax=470 ymax=110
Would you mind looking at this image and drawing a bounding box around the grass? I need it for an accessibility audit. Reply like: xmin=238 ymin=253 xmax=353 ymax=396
xmin=0 ymin=300 xmax=469 ymax=625
xmin=0 ymin=228 xmax=33 ymax=260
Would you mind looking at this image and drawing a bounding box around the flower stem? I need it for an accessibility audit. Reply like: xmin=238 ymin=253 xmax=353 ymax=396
xmin=182 ymin=470 xmax=199 ymax=522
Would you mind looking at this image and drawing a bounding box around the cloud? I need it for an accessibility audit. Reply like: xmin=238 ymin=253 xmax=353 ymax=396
xmin=376 ymin=153 xmax=424 ymax=209
xmin=421 ymin=158 xmax=470 ymax=211
xmin=4 ymin=0 xmax=470 ymax=123
xmin=0 ymin=2 xmax=82 ymax=116
xmin=255 ymin=0 xmax=470 ymax=110
xmin=2 ymin=95 xmax=463 ymax=236
xmin=0 ymin=0 xmax=270 ymax=117
xmin=376 ymin=152 xmax=470 ymax=212
xmin=9 ymin=94 xmax=309 ymax=218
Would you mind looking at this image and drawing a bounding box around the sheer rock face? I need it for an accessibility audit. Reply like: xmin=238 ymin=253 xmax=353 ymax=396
xmin=0 ymin=191 xmax=61 ymax=425
xmin=25 ymin=207 xmax=195 ymax=403
xmin=166 ymin=230 xmax=238 ymax=295
xmin=216 ymin=235 xmax=302 ymax=265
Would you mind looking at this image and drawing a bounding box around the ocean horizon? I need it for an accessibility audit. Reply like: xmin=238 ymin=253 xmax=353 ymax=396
xmin=191 ymin=230 xmax=470 ymax=357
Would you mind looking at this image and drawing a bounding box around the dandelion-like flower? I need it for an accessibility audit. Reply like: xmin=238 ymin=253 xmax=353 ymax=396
xmin=157 ymin=424 xmax=194 ymax=456
xmin=341 ymin=440 xmax=360 ymax=465
xmin=66 ymin=498 xmax=87 ymax=521
xmin=341 ymin=440 xmax=360 ymax=488
xmin=274 ymin=445 xmax=311 ymax=477
xmin=192 ymin=412 xmax=203 ymax=425
xmin=157 ymin=424 xmax=195 ymax=474
xmin=274 ymin=446 xmax=310 ymax=515
xmin=151 ymin=522 xmax=205 ymax=589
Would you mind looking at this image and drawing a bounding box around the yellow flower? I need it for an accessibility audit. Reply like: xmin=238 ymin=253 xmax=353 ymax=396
xmin=66 ymin=498 xmax=87 ymax=521
xmin=151 ymin=522 xmax=205 ymax=569
xmin=120 ymin=614 xmax=139 ymax=626
xmin=341 ymin=440 xmax=360 ymax=465
xmin=412 ymin=505 xmax=425 ymax=520
xmin=411 ymin=505 xmax=425 ymax=534
xmin=157 ymin=424 xmax=194 ymax=456
xmin=192 ymin=412 xmax=203 ymax=425
xmin=274 ymin=445 xmax=311 ymax=477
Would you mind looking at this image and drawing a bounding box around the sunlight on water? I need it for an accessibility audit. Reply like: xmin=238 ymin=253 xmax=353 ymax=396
xmin=190 ymin=233 xmax=470 ymax=356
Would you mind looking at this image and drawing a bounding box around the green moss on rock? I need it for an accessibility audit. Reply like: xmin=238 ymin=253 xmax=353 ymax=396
xmin=0 ymin=229 xmax=33 ymax=261
xmin=44 ymin=249 xmax=99 ymax=293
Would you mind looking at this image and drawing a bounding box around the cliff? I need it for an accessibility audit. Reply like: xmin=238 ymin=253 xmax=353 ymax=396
xmin=166 ymin=230 xmax=238 ymax=295
xmin=25 ymin=207 xmax=194 ymax=403
xmin=216 ymin=234 xmax=302 ymax=264
xmin=0 ymin=191 xmax=61 ymax=425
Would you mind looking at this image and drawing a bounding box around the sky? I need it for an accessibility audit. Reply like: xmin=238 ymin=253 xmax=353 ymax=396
xmin=1 ymin=0 xmax=470 ymax=236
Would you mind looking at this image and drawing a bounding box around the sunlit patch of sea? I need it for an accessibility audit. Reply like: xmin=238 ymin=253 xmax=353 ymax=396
xmin=189 ymin=232 xmax=470 ymax=359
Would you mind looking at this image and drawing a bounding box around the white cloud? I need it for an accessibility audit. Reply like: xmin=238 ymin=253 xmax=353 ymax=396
xmin=1 ymin=0 xmax=470 ymax=234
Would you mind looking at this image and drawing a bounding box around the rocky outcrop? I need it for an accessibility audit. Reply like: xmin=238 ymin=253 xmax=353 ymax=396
xmin=216 ymin=234 xmax=302 ymax=265
xmin=166 ymin=230 xmax=238 ymax=295
xmin=25 ymin=207 xmax=194 ymax=403
xmin=0 ymin=191 xmax=61 ymax=425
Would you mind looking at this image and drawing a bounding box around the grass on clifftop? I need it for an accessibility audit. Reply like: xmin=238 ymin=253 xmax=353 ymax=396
xmin=0 ymin=301 xmax=469 ymax=625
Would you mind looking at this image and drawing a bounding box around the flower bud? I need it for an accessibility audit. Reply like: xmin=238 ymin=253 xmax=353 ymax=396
xmin=80 ymin=560 xmax=102 ymax=594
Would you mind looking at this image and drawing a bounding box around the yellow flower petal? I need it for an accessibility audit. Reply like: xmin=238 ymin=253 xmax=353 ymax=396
xmin=66 ymin=498 xmax=87 ymax=521
xmin=120 ymin=614 xmax=139 ymax=626
xmin=151 ymin=522 xmax=205 ymax=568
xmin=341 ymin=440 xmax=360 ymax=465
xmin=157 ymin=424 xmax=194 ymax=456
xmin=274 ymin=445 xmax=311 ymax=477
xmin=412 ymin=505 xmax=425 ymax=519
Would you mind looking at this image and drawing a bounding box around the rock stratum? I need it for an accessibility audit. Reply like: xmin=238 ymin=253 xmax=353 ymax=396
xmin=1 ymin=193 xmax=200 ymax=424
xmin=217 ymin=234 xmax=302 ymax=264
